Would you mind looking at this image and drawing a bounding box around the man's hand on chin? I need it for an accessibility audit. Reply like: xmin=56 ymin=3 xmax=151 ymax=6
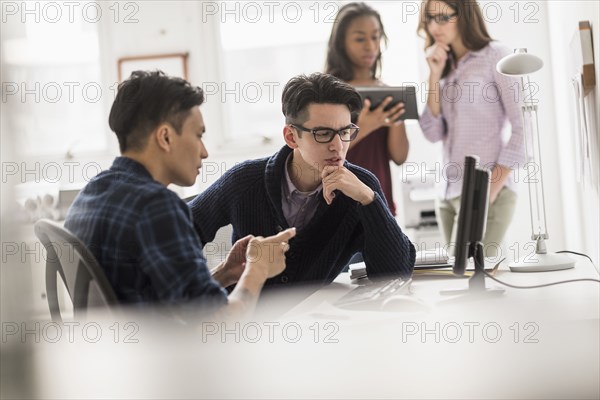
xmin=321 ymin=166 xmax=375 ymax=206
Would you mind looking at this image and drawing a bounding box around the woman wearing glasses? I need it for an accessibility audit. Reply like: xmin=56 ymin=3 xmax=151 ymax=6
xmin=325 ymin=2 xmax=409 ymax=216
xmin=418 ymin=0 xmax=525 ymax=256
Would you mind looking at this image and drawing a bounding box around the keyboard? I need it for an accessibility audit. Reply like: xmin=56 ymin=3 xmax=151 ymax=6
xmin=333 ymin=277 xmax=412 ymax=309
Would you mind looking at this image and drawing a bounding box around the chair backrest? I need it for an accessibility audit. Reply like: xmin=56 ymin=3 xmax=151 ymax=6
xmin=34 ymin=219 xmax=119 ymax=322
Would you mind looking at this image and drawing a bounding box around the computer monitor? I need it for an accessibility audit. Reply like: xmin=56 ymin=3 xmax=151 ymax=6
xmin=454 ymin=156 xmax=489 ymax=275
xmin=446 ymin=156 xmax=503 ymax=295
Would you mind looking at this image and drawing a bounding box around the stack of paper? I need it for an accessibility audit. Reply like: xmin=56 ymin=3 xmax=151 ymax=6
xmin=415 ymin=249 xmax=452 ymax=268
xmin=348 ymin=262 xmax=367 ymax=280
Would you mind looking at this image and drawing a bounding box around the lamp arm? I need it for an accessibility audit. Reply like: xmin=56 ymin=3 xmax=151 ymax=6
xmin=532 ymin=92 xmax=550 ymax=240
xmin=521 ymin=100 xmax=537 ymax=239
xmin=523 ymin=75 xmax=550 ymax=241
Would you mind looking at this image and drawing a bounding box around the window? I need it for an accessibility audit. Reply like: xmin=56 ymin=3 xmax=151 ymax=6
xmin=216 ymin=2 xmax=332 ymax=148
xmin=214 ymin=1 xmax=423 ymax=151
xmin=2 ymin=1 xmax=106 ymax=157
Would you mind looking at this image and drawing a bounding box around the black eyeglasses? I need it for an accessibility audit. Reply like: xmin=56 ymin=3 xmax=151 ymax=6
xmin=425 ymin=12 xmax=458 ymax=25
xmin=290 ymin=123 xmax=360 ymax=143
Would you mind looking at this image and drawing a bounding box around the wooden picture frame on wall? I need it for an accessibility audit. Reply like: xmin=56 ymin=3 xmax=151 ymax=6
xmin=117 ymin=52 xmax=189 ymax=82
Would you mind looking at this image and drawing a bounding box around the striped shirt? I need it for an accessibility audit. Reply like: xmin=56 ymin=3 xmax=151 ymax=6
xmin=64 ymin=157 xmax=227 ymax=309
xmin=419 ymin=41 xmax=526 ymax=199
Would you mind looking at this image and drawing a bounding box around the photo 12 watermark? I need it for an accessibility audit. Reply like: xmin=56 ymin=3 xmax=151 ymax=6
xmin=400 ymin=161 xmax=543 ymax=186
xmin=400 ymin=321 xmax=540 ymax=344
xmin=200 ymin=1 xmax=341 ymax=24
xmin=2 ymin=161 xmax=103 ymax=184
xmin=201 ymin=81 xmax=280 ymax=105
xmin=398 ymin=80 xmax=540 ymax=106
xmin=399 ymin=1 xmax=541 ymax=24
xmin=1 ymin=321 xmax=140 ymax=344
xmin=1 ymin=1 xmax=140 ymax=24
xmin=201 ymin=321 xmax=340 ymax=344
xmin=410 ymin=239 xmax=560 ymax=266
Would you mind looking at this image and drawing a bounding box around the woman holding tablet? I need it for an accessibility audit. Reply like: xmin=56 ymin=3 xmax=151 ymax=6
xmin=418 ymin=0 xmax=524 ymax=256
xmin=325 ymin=2 xmax=409 ymax=216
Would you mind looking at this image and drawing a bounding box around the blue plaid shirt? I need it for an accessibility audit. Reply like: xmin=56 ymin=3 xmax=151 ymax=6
xmin=65 ymin=157 xmax=228 ymax=309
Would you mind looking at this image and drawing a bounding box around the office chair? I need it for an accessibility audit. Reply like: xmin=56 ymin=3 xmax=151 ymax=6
xmin=34 ymin=219 xmax=119 ymax=322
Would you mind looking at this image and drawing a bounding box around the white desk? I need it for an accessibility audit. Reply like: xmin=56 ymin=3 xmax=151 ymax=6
xmin=286 ymin=259 xmax=600 ymax=322
xmin=273 ymin=259 xmax=600 ymax=399
xmin=21 ymin=259 xmax=600 ymax=399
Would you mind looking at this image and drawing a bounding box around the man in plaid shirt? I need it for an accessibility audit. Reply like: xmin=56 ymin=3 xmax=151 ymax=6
xmin=65 ymin=70 xmax=295 ymax=318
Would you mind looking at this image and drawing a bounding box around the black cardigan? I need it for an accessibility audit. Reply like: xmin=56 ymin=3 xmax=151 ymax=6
xmin=190 ymin=146 xmax=415 ymax=288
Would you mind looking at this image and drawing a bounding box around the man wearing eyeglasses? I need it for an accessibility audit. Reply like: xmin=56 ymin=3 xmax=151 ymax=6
xmin=189 ymin=72 xmax=415 ymax=288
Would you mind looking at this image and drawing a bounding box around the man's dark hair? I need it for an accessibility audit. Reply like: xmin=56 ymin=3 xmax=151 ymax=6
xmin=109 ymin=70 xmax=204 ymax=152
xmin=281 ymin=73 xmax=363 ymax=125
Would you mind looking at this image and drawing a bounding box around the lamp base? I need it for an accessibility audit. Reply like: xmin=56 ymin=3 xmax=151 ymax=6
xmin=508 ymin=252 xmax=575 ymax=272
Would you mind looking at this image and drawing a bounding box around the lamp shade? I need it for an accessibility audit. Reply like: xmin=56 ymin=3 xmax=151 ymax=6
xmin=496 ymin=48 xmax=543 ymax=76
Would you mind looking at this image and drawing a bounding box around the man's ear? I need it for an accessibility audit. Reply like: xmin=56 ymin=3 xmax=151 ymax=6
xmin=283 ymin=125 xmax=298 ymax=149
xmin=155 ymin=124 xmax=172 ymax=152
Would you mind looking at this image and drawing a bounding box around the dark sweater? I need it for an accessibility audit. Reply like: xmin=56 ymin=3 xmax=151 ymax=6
xmin=190 ymin=146 xmax=415 ymax=287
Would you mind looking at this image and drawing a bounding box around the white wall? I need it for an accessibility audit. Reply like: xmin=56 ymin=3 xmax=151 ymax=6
xmin=460 ymin=0 xmax=600 ymax=267
xmin=547 ymin=0 xmax=600 ymax=269
xmin=480 ymin=0 xmax=567 ymax=263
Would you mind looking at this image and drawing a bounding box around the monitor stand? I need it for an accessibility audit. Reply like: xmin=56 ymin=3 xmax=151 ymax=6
xmin=440 ymin=242 xmax=505 ymax=297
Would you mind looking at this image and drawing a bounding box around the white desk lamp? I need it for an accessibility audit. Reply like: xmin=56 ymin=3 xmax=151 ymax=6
xmin=496 ymin=49 xmax=575 ymax=272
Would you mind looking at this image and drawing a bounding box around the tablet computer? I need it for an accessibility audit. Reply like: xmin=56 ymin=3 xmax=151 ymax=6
xmin=355 ymin=86 xmax=419 ymax=121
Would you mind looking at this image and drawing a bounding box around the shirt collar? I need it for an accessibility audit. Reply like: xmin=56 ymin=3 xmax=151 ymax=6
xmin=283 ymin=153 xmax=322 ymax=198
xmin=455 ymin=44 xmax=487 ymax=65
xmin=112 ymin=156 xmax=154 ymax=181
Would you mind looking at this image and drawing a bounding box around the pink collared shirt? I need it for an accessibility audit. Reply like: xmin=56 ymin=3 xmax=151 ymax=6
xmin=419 ymin=41 xmax=526 ymax=200
xmin=281 ymin=154 xmax=323 ymax=231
